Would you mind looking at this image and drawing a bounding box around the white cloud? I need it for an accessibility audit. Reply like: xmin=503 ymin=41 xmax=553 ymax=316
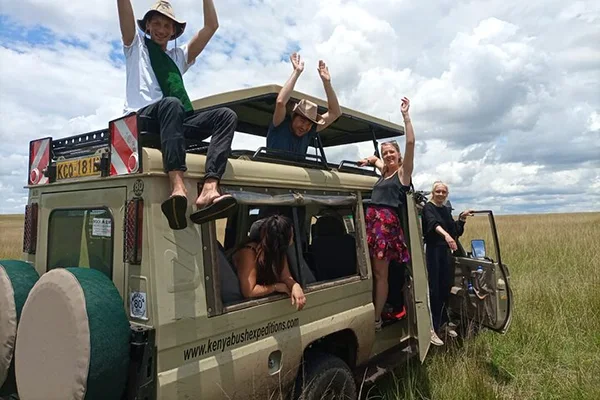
xmin=588 ymin=111 xmax=600 ymax=132
xmin=0 ymin=0 xmax=599 ymax=214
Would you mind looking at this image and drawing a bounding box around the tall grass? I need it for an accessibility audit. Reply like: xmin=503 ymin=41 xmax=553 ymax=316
xmin=1 ymin=212 xmax=598 ymax=399
xmin=367 ymin=212 xmax=600 ymax=400
xmin=0 ymin=215 xmax=24 ymax=259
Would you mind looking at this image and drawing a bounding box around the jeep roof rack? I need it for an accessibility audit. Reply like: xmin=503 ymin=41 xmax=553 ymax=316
xmin=27 ymin=85 xmax=404 ymax=186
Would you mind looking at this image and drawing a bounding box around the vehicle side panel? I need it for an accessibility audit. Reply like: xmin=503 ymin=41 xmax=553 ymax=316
xmin=156 ymin=288 xmax=373 ymax=399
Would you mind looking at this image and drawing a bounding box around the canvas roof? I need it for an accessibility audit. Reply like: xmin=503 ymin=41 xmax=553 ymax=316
xmin=190 ymin=85 xmax=404 ymax=148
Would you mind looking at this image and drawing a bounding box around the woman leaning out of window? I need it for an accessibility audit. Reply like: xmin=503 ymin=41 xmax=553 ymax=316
xmin=231 ymin=214 xmax=306 ymax=311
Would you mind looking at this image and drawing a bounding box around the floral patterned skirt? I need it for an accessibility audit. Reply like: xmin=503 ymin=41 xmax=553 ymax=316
xmin=366 ymin=206 xmax=411 ymax=263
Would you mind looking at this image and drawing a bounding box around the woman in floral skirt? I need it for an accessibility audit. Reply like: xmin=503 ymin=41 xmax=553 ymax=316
xmin=358 ymin=97 xmax=415 ymax=331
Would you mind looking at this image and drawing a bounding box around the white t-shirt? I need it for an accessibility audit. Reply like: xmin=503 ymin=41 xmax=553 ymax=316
xmin=122 ymin=30 xmax=195 ymax=114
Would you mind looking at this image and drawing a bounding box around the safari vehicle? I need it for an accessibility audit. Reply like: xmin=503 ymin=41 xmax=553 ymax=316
xmin=0 ymin=85 xmax=513 ymax=400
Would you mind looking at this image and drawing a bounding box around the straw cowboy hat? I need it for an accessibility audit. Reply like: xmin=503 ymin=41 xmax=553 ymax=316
xmin=138 ymin=0 xmax=187 ymax=40
xmin=292 ymin=99 xmax=325 ymax=125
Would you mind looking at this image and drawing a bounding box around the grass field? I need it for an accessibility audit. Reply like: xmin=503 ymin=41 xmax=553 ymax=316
xmin=0 ymin=214 xmax=25 ymax=259
xmin=1 ymin=212 xmax=599 ymax=399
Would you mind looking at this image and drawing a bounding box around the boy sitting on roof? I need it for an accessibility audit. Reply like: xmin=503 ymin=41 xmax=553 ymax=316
xmin=117 ymin=0 xmax=237 ymax=230
xmin=267 ymin=53 xmax=342 ymax=155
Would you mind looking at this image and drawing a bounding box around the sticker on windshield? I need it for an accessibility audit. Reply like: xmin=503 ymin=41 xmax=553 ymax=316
xmin=92 ymin=218 xmax=112 ymax=237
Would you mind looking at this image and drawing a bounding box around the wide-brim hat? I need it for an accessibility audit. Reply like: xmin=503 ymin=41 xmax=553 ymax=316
xmin=292 ymin=99 xmax=326 ymax=125
xmin=138 ymin=0 xmax=187 ymax=40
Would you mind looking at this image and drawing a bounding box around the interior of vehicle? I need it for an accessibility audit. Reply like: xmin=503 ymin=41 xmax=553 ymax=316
xmin=213 ymin=201 xmax=362 ymax=306
xmin=209 ymin=187 xmax=412 ymax=332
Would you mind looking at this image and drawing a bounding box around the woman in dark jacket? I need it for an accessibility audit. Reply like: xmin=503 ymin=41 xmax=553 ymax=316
xmin=422 ymin=181 xmax=473 ymax=344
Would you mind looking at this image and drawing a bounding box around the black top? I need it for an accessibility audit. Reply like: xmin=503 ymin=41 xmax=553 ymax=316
xmin=370 ymin=170 xmax=411 ymax=209
xmin=422 ymin=201 xmax=465 ymax=246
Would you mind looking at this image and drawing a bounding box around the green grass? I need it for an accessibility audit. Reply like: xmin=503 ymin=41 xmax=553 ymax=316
xmin=0 ymin=214 xmax=24 ymax=259
xmin=366 ymin=212 xmax=600 ymax=400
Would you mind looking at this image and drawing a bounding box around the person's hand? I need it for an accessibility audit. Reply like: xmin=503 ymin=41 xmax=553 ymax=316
xmin=459 ymin=209 xmax=475 ymax=222
xmin=400 ymin=97 xmax=410 ymax=117
xmin=445 ymin=234 xmax=457 ymax=251
xmin=290 ymin=52 xmax=304 ymax=73
xmin=290 ymin=284 xmax=306 ymax=311
xmin=318 ymin=60 xmax=331 ymax=82
xmin=274 ymin=283 xmax=290 ymax=295
xmin=357 ymin=155 xmax=377 ymax=167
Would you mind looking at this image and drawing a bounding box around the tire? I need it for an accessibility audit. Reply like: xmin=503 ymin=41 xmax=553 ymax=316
xmin=292 ymin=352 xmax=357 ymax=400
xmin=0 ymin=260 xmax=39 ymax=396
xmin=14 ymin=267 xmax=131 ymax=400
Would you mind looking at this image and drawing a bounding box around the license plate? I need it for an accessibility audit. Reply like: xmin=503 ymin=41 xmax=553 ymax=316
xmin=56 ymin=155 xmax=101 ymax=180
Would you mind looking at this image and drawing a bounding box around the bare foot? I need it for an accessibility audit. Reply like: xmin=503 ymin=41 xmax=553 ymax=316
xmin=195 ymin=189 xmax=221 ymax=209
xmin=195 ymin=178 xmax=220 ymax=209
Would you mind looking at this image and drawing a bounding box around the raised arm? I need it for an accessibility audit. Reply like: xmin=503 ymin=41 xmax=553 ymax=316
xmin=186 ymin=0 xmax=219 ymax=65
xmin=117 ymin=0 xmax=136 ymax=46
xmin=273 ymin=53 xmax=304 ymax=127
xmin=399 ymin=97 xmax=415 ymax=186
xmin=316 ymin=60 xmax=342 ymax=132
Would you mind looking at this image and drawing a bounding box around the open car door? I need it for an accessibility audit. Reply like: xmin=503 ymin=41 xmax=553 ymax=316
xmin=405 ymin=195 xmax=432 ymax=361
xmin=450 ymin=210 xmax=513 ymax=333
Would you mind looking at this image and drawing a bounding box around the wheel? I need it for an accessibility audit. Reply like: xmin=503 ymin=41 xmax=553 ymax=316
xmin=0 ymin=260 xmax=39 ymax=396
xmin=14 ymin=267 xmax=131 ymax=400
xmin=292 ymin=352 xmax=357 ymax=400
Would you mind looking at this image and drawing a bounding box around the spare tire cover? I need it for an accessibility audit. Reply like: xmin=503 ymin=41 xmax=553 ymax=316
xmin=15 ymin=267 xmax=130 ymax=400
xmin=0 ymin=260 xmax=39 ymax=394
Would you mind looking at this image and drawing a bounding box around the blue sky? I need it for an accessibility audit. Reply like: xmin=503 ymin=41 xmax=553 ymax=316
xmin=0 ymin=0 xmax=599 ymax=215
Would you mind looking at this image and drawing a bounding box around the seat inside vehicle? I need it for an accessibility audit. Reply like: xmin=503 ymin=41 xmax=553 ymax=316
xmin=217 ymin=242 xmax=245 ymax=305
xmin=309 ymin=215 xmax=358 ymax=281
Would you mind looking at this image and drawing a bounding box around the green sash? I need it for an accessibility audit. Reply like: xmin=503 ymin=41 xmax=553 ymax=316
xmin=145 ymin=37 xmax=193 ymax=113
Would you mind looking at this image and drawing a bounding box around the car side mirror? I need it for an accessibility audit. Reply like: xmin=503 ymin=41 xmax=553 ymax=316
xmin=471 ymin=239 xmax=486 ymax=259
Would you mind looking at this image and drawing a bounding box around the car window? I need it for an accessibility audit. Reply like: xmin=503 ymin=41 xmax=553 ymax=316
xmin=459 ymin=213 xmax=499 ymax=263
xmin=305 ymin=206 xmax=359 ymax=283
xmin=47 ymin=208 xmax=114 ymax=278
xmin=207 ymin=191 xmax=364 ymax=314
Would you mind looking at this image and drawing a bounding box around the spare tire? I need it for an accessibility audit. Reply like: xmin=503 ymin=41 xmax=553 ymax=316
xmin=15 ymin=267 xmax=131 ymax=400
xmin=0 ymin=260 xmax=39 ymax=396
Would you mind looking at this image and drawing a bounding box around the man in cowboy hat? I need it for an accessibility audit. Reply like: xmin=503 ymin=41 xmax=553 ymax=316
xmin=117 ymin=0 xmax=237 ymax=229
xmin=267 ymin=52 xmax=342 ymax=155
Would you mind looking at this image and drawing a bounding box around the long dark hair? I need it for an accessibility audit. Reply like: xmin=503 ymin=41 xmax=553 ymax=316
xmin=255 ymin=215 xmax=293 ymax=285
